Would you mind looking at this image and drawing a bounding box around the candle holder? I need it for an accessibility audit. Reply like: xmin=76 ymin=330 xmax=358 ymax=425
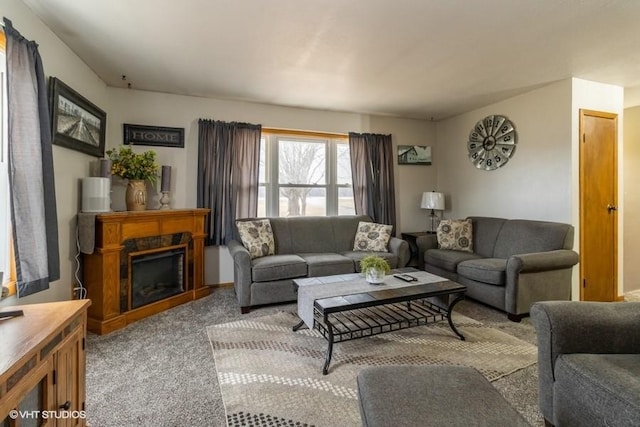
xmin=160 ymin=165 xmax=171 ymax=210
xmin=160 ymin=191 xmax=170 ymax=210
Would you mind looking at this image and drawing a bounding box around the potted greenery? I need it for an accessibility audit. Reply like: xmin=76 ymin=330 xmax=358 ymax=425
xmin=106 ymin=146 xmax=159 ymax=211
xmin=360 ymin=254 xmax=391 ymax=284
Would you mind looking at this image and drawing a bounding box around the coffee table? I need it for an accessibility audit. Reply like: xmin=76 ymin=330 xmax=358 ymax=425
xmin=293 ymin=270 xmax=466 ymax=374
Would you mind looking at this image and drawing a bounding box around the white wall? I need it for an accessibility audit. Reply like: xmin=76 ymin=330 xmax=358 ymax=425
xmin=1 ymin=0 xmax=109 ymax=307
xmin=106 ymin=89 xmax=436 ymax=285
xmin=436 ymin=79 xmax=573 ymax=222
xmin=623 ymin=106 xmax=640 ymax=293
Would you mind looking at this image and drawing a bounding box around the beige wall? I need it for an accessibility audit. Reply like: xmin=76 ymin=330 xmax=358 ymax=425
xmin=436 ymin=78 xmax=625 ymax=299
xmin=106 ymin=89 xmax=436 ymax=284
xmin=1 ymin=0 xmax=109 ymax=307
xmin=435 ymin=79 xmax=574 ymax=222
xmin=623 ymin=106 xmax=640 ymax=293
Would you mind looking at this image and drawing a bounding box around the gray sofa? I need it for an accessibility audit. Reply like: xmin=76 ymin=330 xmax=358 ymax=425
xmin=228 ymin=215 xmax=410 ymax=313
xmin=531 ymin=301 xmax=640 ymax=426
xmin=417 ymin=216 xmax=579 ymax=321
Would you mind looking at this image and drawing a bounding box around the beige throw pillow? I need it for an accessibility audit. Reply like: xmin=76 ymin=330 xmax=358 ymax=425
xmin=437 ymin=219 xmax=473 ymax=253
xmin=353 ymin=221 xmax=393 ymax=252
xmin=236 ymin=219 xmax=275 ymax=259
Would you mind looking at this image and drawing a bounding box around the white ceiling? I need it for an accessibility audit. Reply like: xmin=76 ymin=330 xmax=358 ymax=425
xmin=21 ymin=0 xmax=640 ymax=120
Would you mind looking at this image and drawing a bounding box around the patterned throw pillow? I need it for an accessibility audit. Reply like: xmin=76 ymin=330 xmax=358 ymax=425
xmin=353 ymin=221 xmax=393 ymax=252
xmin=437 ymin=219 xmax=473 ymax=253
xmin=236 ymin=219 xmax=275 ymax=259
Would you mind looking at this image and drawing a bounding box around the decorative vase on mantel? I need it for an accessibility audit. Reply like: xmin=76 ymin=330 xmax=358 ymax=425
xmin=125 ymin=179 xmax=147 ymax=211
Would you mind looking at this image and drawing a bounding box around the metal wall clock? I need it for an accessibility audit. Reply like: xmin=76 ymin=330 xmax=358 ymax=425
xmin=467 ymin=115 xmax=517 ymax=170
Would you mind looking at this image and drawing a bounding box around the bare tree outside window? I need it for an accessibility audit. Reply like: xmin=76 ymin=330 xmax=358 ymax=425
xmin=279 ymin=139 xmax=325 ymax=216
xmin=258 ymin=132 xmax=353 ymax=217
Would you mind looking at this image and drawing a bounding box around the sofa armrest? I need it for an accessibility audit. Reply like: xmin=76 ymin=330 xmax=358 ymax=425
xmin=227 ymin=239 xmax=252 ymax=308
xmin=532 ymin=301 xmax=640 ymax=358
xmin=388 ymin=237 xmax=410 ymax=268
xmin=507 ymin=249 xmax=579 ymax=274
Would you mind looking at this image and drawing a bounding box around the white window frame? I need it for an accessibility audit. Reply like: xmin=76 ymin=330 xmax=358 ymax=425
xmin=259 ymin=130 xmax=352 ymax=217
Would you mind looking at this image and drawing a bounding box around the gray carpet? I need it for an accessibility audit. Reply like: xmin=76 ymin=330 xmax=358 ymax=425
xmin=86 ymin=287 xmax=544 ymax=426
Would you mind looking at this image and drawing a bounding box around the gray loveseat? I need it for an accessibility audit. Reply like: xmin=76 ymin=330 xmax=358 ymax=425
xmin=417 ymin=216 xmax=579 ymax=321
xmin=228 ymin=215 xmax=410 ymax=313
xmin=531 ymin=301 xmax=640 ymax=426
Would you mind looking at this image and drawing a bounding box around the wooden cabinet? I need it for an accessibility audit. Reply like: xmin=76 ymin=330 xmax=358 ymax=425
xmin=0 ymin=300 xmax=90 ymax=427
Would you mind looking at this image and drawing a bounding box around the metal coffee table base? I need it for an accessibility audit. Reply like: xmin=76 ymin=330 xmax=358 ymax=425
xmin=293 ymin=294 xmax=465 ymax=375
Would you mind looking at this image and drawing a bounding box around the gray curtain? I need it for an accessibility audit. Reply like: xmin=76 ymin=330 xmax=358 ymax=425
xmin=197 ymin=119 xmax=261 ymax=245
xmin=4 ymin=18 xmax=60 ymax=297
xmin=348 ymin=132 xmax=397 ymax=229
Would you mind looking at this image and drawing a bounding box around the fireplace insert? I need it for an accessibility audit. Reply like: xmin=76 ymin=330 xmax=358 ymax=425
xmin=130 ymin=247 xmax=185 ymax=309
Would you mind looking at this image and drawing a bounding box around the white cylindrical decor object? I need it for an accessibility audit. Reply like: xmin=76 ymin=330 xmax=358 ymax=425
xmin=161 ymin=165 xmax=171 ymax=192
xmin=82 ymin=177 xmax=111 ymax=213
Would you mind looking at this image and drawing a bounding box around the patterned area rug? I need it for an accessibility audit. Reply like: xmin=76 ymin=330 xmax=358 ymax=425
xmin=207 ymin=311 xmax=537 ymax=427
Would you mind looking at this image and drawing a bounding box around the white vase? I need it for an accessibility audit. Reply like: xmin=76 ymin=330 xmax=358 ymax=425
xmin=365 ymin=268 xmax=385 ymax=284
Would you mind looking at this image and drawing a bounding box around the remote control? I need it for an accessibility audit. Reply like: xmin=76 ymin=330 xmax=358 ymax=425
xmin=393 ymin=273 xmax=417 ymax=282
xmin=0 ymin=310 xmax=24 ymax=319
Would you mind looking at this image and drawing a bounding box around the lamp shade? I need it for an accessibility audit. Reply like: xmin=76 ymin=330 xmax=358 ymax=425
xmin=421 ymin=191 xmax=445 ymax=210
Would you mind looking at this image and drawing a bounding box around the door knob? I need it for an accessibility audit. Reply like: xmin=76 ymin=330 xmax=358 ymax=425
xmin=607 ymin=204 xmax=617 ymax=212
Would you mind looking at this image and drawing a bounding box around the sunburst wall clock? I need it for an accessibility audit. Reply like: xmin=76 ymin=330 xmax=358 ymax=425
xmin=467 ymin=115 xmax=517 ymax=171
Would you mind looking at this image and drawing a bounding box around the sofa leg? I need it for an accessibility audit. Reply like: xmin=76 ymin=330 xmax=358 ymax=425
xmin=507 ymin=313 xmax=524 ymax=322
xmin=240 ymin=306 xmax=251 ymax=314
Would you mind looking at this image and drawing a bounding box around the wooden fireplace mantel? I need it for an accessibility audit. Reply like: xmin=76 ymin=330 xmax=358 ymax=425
xmin=82 ymin=208 xmax=210 ymax=334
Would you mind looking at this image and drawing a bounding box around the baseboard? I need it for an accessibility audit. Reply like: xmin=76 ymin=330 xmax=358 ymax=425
xmin=207 ymin=282 xmax=234 ymax=289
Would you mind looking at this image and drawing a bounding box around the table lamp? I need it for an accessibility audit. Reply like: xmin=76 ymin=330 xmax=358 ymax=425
xmin=421 ymin=191 xmax=445 ymax=233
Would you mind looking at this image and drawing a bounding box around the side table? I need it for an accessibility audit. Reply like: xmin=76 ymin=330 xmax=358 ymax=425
xmin=401 ymin=231 xmax=434 ymax=267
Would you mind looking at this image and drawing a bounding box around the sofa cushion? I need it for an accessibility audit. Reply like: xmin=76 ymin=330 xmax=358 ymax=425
xmin=457 ymin=258 xmax=507 ymax=286
xmin=554 ymin=354 xmax=640 ymax=426
xmin=467 ymin=217 xmax=507 ymax=258
xmin=236 ymin=219 xmax=275 ymax=259
xmin=437 ymin=219 xmax=473 ymax=252
xmin=493 ymin=219 xmax=572 ymax=259
xmin=251 ymin=254 xmax=307 ymax=282
xmin=424 ymin=249 xmax=481 ymax=272
xmin=342 ymin=251 xmax=398 ymax=272
xmin=298 ymin=253 xmax=355 ymax=277
xmin=353 ymin=222 xmax=393 ymax=252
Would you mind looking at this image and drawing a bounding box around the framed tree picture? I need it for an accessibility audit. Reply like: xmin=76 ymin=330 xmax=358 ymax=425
xmin=49 ymin=77 xmax=106 ymax=157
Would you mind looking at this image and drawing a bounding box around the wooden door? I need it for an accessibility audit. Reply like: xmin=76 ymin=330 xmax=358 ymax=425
xmin=580 ymin=109 xmax=618 ymax=301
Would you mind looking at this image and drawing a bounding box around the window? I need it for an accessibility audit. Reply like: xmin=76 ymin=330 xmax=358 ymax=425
xmin=0 ymin=29 xmax=14 ymax=298
xmin=258 ymin=130 xmax=355 ymax=217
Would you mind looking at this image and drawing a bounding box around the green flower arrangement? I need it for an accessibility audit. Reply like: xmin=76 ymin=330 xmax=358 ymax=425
xmin=106 ymin=146 xmax=159 ymax=183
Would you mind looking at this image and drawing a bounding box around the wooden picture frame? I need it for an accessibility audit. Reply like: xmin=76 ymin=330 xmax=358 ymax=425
xmin=123 ymin=124 xmax=185 ymax=148
xmin=398 ymin=145 xmax=432 ymax=165
xmin=49 ymin=77 xmax=106 ymax=157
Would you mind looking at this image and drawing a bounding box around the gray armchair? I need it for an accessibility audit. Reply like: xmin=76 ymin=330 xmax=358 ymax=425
xmin=531 ymin=301 xmax=640 ymax=426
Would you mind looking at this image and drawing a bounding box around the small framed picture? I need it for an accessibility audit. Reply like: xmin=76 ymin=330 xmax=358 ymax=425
xmin=49 ymin=77 xmax=106 ymax=157
xmin=123 ymin=124 xmax=185 ymax=148
xmin=398 ymin=145 xmax=432 ymax=165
